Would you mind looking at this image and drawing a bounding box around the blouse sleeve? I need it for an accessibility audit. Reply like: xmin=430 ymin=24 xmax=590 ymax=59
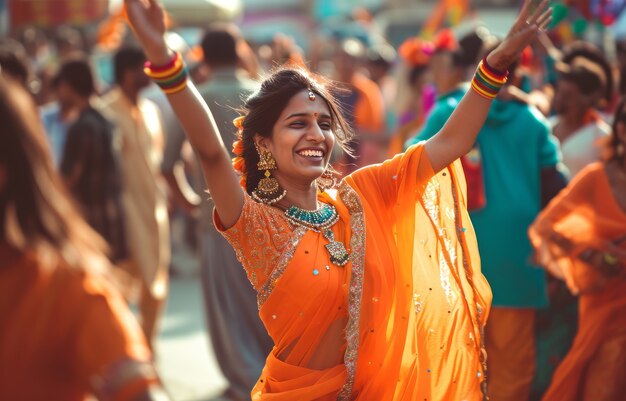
xmin=214 ymin=193 xmax=295 ymax=290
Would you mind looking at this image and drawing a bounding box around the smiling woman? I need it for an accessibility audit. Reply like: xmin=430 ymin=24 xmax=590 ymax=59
xmin=232 ymin=69 xmax=350 ymax=206
xmin=124 ymin=0 xmax=551 ymax=399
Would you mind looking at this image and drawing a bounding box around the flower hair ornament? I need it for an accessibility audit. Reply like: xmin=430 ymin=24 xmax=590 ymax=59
xmin=231 ymin=116 xmax=247 ymax=188
xmin=399 ymin=38 xmax=435 ymax=67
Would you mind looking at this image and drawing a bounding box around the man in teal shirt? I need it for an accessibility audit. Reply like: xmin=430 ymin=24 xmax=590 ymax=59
xmin=406 ymin=64 xmax=561 ymax=401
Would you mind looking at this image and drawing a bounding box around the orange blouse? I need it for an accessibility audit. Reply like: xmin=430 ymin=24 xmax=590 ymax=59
xmin=0 ymin=244 xmax=157 ymax=401
xmin=217 ymin=143 xmax=492 ymax=401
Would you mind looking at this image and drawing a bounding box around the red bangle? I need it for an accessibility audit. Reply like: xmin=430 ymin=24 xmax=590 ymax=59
xmin=144 ymin=52 xmax=180 ymax=73
xmin=481 ymin=56 xmax=509 ymax=79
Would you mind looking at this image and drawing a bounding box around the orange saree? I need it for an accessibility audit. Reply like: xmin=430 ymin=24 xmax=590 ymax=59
xmin=529 ymin=163 xmax=626 ymax=401
xmin=0 ymin=243 xmax=157 ymax=401
xmin=216 ymin=143 xmax=492 ymax=400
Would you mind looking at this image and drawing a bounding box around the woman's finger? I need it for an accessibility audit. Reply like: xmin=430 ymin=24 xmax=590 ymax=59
xmin=518 ymin=0 xmax=533 ymax=21
xmin=510 ymin=0 xmax=533 ymax=31
xmin=538 ymin=16 xmax=552 ymax=31
xmin=528 ymin=0 xmax=549 ymax=25
xmin=535 ymin=7 xmax=552 ymax=26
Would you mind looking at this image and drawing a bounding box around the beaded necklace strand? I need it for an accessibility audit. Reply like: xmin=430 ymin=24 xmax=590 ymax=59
xmin=285 ymin=203 xmax=350 ymax=266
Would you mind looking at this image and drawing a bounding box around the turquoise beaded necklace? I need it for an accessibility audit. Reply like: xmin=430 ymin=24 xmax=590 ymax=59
xmin=284 ymin=203 xmax=338 ymax=231
xmin=285 ymin=203 xmax=350 ymax=267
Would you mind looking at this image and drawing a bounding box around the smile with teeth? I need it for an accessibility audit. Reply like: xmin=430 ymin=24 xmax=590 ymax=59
xmin=298 ymin=149 xmax=324 ymax=157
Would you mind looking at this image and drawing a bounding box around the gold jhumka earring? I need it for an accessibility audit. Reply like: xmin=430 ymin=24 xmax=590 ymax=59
xmin=251 ymin=145 xmax=287 ymax=205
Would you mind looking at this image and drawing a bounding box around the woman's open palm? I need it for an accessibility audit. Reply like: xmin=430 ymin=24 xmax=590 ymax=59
xmin=124 ymin=0 xmax=167 ymax=58
xmin=490 ymin=0 xmax=552 ymax=69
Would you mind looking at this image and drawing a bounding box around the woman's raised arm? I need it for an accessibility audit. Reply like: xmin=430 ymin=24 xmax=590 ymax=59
xmin=424 ymin=0 xmax=552 ymax=173
xmin=125 ymin=0 xmax=243 ymax=228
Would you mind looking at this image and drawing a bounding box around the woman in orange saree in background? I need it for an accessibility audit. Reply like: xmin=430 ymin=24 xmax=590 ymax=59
xmin=0 ymin=76 xmax=169 ymax=401
xmin=529 ymin=99 xmax=626 ymax=401
xmin=125 ymin=0 xmax=550 ymax=399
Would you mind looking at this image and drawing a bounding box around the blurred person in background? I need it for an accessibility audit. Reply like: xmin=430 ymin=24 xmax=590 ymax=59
xmin=551 ymin=58 xmax=611 ymax=176
xmin=559 ymin=41 xmax=614 ymax=113
xmin=527 ymin=40 xmax=614 ymax=401
xmin=408 ymin=43 xmax=564 ymax=401
xmin=100 ymin=46 xmax=170 ymax=348
xmin=142 ymin=32 xmax=201 ymax=277
xmin=406 ymin=28 xmax=488 ymax=147
xmin=615 ymin=37 xmax=626 ymax=97
xmin=364 ymin=43 xmax=397 ymax=132
xmin=387 ymin=37 xmax=435 ymax=156
xmin=0 ymin=40 xmax=32 ymax=89
xmin=529 ymin=98 xmax=626 ymax=401
xmin=406 ymin=29 xmax=489 ymax=213
xmin=333 ymin=38 xmax=386 ymax=172
xmin=161 ymin=25 xmax=271 ymax=401
xmin=54 ymin=25 xmax=86 ymax=61
xmin=57 ymin=58 xmax=128 ymax=266
xmin=0 ymin=74 xmax=170 ymax=401
xmin=40 ymin=64 xmax=80 ymax=167
xmin=17 ymin=27 xmax=51 ymax=77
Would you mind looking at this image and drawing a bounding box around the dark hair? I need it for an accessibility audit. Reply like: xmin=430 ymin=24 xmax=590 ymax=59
xmin=52 ymin=58 xmax=95 ymax=97
xmin=0 ymin=40 xmax=30 ymax=87
xmin=238 ymin=68 xmax=353 ymax=194
xmin=409 ymin=65 xmax=429 ymax=86
xmin=562 ymin=41 xmax=612 ymax=104
xmin=560 ymin=66 xmax=604 ymax=97
xmin=113 ymin=46 xmax=146 ymax=85
xmin=0 ymin=76 xmax=106 ymax=265
xmin=452 ymin=30 xmax=485 ymax=69
xmin=610 ymin=97 xmax=626 ymax=163
xmin=201 ymin=25 xmax=239 ymax=67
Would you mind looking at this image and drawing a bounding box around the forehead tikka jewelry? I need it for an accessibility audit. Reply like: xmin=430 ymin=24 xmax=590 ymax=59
xmin=308 ymin=89 xmax=316 ymax=101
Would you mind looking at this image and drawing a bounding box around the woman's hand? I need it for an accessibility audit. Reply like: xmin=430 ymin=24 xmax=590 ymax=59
xmin=487 ymin=0 xmax=552 ymax=71
xmin=124 ymin=0 xmax=171 ymax=64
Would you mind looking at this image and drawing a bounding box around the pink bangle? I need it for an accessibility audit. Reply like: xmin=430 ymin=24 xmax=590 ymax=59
xmin=144 ymin=52 xmax=180 ymax=73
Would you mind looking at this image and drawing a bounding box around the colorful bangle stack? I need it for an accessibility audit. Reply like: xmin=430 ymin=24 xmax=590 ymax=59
xmin=143 ymin=51 xmax=189 ymax=95
xmin=471 ymin=57 xmax=509 ymax=100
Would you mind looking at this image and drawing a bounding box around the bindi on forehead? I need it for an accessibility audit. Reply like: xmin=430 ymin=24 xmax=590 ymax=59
xmin=282 ymin=91 xmax=331 ymax=118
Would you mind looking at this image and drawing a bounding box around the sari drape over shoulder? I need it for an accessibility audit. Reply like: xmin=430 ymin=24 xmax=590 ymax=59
xmin=529 ymin=163 xmax=626 ymax=401
xmin=216 ymin=143 xmax=492 ymax=401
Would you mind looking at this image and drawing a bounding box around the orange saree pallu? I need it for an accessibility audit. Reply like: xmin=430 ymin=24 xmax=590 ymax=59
xmin=216 ymin=143 xmax=492 ymax=400
xmin=529 ymin=163 xmax=626 ymax=401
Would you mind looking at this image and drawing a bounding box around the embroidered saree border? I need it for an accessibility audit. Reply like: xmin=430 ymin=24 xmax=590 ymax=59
xmin=337 ymin=182 xmax=366 ymax=401
xmin=256 ymin=226 xmax=307 ymax=309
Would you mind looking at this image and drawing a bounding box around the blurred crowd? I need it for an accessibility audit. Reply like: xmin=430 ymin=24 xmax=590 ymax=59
xmin=1 ymin=2 xmax=626 ymax=401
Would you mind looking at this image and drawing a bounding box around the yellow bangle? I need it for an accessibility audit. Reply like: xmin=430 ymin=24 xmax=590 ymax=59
xmin=471 ymin=80 xmax=497 ymax=99
xmin=162 ymin=79 xmax=188 ymax=95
